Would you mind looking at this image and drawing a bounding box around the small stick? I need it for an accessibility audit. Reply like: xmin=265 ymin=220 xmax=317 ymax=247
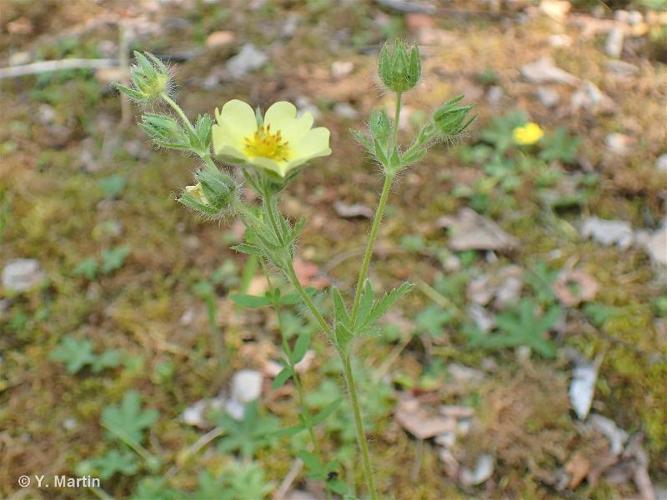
xmin=273 ymin=459 xmax=304 ymax=500
xmin=0 ymin=58 xmax=118 ymax=80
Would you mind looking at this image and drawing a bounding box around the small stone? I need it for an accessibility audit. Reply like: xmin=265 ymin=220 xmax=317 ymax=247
xmin=333 ymin=102 xmax=359 ymax=120
xmin=605 ymin=133 xmax=633 ymax=155
xmin=656 ymin=154 xmax=667 ymax=172
xmin=230 ymin=369 xmax=263 ymax=403
xmin=605 ymin=27 xmax=624 ymax=58
xmin=571 ymin=81 xmax=615 ymax=114
xmin=468 ymin=304 xmax=495 ymax=332
xmin=62 ymin=418 xmax=78 ymax=431
xmin=226 ymin=43 xmax=267 ymax=79
xmin=581 ymin=217 xmax=634 ymax=248
xmin=486 ymin=86 xmax=504 ymax=107
xmin=539 ymin=0 xmax=571 ymax=22
xmin=334 ymin=200 xmax=372 ymax=218
xmin=9 ymin=51 xmax=30 ymax=66
xmin=642 ymin=228 xmax=667 ymax=266
xmin=460 ymin=454 xmax=494 ymax=486
xmin=206 ymin=30 xmax=235 ymax=48
xmin=605 ymin=60 xmax=639 ymax=77
xmin=37 ymin=104 xmax=57 ymax=125
xmin=536 ymin=86 xmax=560 ymax=107
xmin=2 ymin=259 xmax=45 ymax=292
xmin=331 ymin=60 xmax=354 ymax=80
xmin=521 ymin=57 xmax=578 ymax=85
xmin=548 ymin=34 xmax=572 ymax=47
xmin=281 ymin=13 xmax=300 ymax=38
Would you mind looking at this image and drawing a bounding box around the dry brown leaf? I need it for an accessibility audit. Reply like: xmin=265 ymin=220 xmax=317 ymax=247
xmin=395 ymin=396 xmax=456 ymax=440
xmin=565 ymin=452 xmax=591 ymax=489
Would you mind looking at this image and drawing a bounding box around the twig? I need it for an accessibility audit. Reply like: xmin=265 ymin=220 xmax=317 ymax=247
xmin=0 ymin=58 xmax=118 ymax=80
xmin=118 ymin=24 xmax=133 ymax=128
xmin=175 ymin=427 xmax=224 ymax=467
xmin=273 ymin=458 xmax=303 ymax=500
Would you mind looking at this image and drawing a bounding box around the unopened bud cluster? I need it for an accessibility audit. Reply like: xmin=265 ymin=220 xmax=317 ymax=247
xmin=178 ymin=166 xmax=240 ymax=219
xmin=378 ymin=40 xmax=421 ymax=93
xmin=117 ymin=51 xmax=172 ymax=104
xmin=355 ymin=40 xmax=475 ymax=176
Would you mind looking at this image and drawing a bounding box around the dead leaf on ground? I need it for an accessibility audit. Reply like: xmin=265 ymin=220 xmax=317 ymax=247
xmin=553 ymin=269 xmax=599 ymax=306
xmin=395 ymin=395 xmax=456 ymax=440
xmin=565 ymin=452 xmax=591 ymax=489
xmin=438 ymin=209 xmax=518 ymax=252
xmin=293 ymin=258 xmax=329 ymax=289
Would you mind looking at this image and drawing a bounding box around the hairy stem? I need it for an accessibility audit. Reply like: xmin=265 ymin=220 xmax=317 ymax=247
xmin=342 ymin=353 xmax=378 ymax=500
xmin=161 ymin=92 xmax=195 ymax=133
xmin=260 ymin=261 xmax=330 ymax=498
xmin=350 ymin=173 xmax=394 ymax=323
xmin=391 ymin=91 xmax=402 ymax=152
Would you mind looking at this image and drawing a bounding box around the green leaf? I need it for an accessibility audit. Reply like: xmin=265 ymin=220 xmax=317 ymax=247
xmin=361 ymin=282 xmax=414 ymax=331
xmin=309 ymin=398 xmax=342 ymax=427
xmin=102 ymin=390 xmax=159 ymax=446
xmin=91 ymin=349 xmax=123 ymax=373
xmin=230 ymin=243 xmax=264 ymax=256
xmin=271 ymin=366 xmax=292 ymax=389
xmin=99 ymin=174 xmax=127 ymax=199
xmin=78 ymin=449 xmax=139 ymax=480
xmin=290 ymin=331 xmax=311 ymax=364
xmin=101 ymin=245 xmax=131 ymax=274
xmin=539 ymin=127 xmax=580 ymax=163
xmin=50 ymin=336 xmax=96 ymax=374
xmin=415 ymin=305 xmax=453 ymax=338
xmin=467 ymin=299 xmax=561 ymax=358
xmin=74 ymin=257 xmax=99 ymax=280
xmin=229 ymin=293 xmax=273 ymax=308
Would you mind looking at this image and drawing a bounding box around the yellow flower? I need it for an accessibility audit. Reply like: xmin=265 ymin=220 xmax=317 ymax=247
xmin=185 ymin=183 xmax=205 ymax=202
xmin=513 ymin=122 xmax=544 ymax=146
xmin=212 ymin=100 xmax=331 ymax=178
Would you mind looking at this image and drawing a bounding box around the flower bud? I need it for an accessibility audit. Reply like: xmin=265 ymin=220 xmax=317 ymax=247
xmin=140 ymin=114 xmax=190 ymax=150
xmin=378 ymin=40 xmax=421 ymax=93
xmin=432 ymin=95 xmax=475 ymax=138
xmin=116 ymin=51 xmax=171 ymax=104
xmin=178 ymin=167 xmax=240 ymax=219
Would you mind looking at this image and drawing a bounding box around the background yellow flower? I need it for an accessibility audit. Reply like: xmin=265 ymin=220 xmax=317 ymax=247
xmin=513 ymin=122 xmax=544 ymax=145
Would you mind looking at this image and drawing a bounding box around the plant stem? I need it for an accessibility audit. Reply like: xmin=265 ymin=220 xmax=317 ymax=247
xmin=342 ymin=353 xmax=378 ymax=500
xmin=263 ymin=189 xmax=378 ymax=498
xmin=161 ymin=92 xmax=196 ymax=134
xmin=350 ymin=173 xmax=394 ymax=323
xmin=391 ymin=91 xmax=402 ymax=152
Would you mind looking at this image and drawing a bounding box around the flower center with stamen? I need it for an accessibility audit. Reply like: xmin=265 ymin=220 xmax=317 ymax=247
xmin=244 ymin=125 xmax=291 ymax=162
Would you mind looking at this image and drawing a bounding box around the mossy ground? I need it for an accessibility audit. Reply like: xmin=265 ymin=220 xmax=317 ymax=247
xmin=1 ymin=0 xmax=666 ymax=498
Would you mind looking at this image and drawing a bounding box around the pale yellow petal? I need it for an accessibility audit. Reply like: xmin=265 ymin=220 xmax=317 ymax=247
xmin=291 ymin=127 xmax=331 ymax=159
xmin=213 ymin=100 xmax=257 ymax=154
xmin=247 ymin=156 xmax=286 ymax=177
xmin=264 ymin=101 xmax=297 ymax=129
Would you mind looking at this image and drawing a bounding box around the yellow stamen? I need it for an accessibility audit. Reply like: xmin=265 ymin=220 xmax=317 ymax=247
xmin=244 ymin=125 xmax=291 ymax=162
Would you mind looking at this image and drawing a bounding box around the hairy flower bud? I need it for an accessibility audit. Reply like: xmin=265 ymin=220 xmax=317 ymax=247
xmin=378 ymin=40 xmax=421 ymax=93
xmin=117 ymin=51 xmax=171 ymax=104
xmin=432 ymin=95 xmax=475 ymax=138
xmin=178 ymin=166 xmax=240 ymax=219
xmin=140 ymin=114 xmax=190 ymax=150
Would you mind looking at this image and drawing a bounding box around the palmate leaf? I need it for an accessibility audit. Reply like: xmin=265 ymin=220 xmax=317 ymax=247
xmin=50 ymin=336 xmax=96 ymax=374
xmin=467 ymin=299 xmax=561 ymax=358
xmin=78 ymin=449 xmax=139 ymax=480
xmin=358 ymin=281 xmax=414 ymax=333
xmin=102 ymin=391 xmax=159 ymax=446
